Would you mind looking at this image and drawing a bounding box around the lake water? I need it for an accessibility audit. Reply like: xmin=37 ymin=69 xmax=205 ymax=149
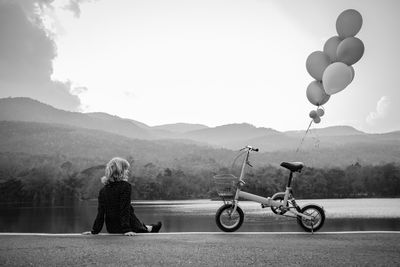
xmin=1 ymin=199 xmax=400 ymax=233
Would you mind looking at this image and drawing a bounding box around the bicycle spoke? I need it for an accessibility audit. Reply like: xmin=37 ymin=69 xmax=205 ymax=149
xmin=301 ymin=208 xmax=323 ymax=228
xmin=309 ymin=210 xmax=319 ymax=217
xmin=221 ymin=209 xmax=240 ymax=227
xmin=223 ymin=210 xmax=238 ymax=219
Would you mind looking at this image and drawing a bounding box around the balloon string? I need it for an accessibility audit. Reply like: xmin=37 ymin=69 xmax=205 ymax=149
xmin=295 ymin=119 xmax=314 ymax=153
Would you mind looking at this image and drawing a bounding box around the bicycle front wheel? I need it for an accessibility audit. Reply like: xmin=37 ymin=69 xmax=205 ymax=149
xmin=215 ymin=204 xmax=244 ymax=232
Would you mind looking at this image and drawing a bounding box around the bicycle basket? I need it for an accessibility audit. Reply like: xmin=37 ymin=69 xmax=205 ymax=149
xmin=213 ymin=174 xmax=238 ymax=198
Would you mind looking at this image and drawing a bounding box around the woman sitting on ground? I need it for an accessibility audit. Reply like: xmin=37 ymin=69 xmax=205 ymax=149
xmin=83 ymin=157 xmax=162 ymax=236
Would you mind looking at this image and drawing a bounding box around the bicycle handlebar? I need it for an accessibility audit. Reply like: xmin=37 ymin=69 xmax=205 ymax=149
xmin=240 ymin=145 xmax=259 ymax=152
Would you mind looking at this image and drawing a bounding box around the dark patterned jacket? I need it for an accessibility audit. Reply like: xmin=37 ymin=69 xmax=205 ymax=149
xmin=91 ymin=181 xmax=148 ymax=234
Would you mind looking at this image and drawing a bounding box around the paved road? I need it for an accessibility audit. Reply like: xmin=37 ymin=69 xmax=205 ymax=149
xmin=1 ymin=233 xmax=399 ymax=266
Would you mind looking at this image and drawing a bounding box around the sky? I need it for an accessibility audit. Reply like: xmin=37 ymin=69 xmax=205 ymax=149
xmin=0 ymin=0 xmax=399 ymax=133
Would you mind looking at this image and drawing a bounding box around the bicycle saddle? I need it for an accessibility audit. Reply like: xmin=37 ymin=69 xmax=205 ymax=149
xmin=280 ymin=162 xmax=304 ymax=173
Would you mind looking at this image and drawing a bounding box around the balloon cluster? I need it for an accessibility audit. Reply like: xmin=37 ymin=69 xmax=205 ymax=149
xmin=309 ymin=108 xmax=325 ymax=124
xmin=306 ymin=9 xmax=364 ymax=124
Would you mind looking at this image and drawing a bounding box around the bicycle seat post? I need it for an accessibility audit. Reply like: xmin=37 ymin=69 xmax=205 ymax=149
xmin=287 ymin=171 xmax=294 ymax=188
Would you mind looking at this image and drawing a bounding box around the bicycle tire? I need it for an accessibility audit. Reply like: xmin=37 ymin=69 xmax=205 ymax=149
xmin=297 ymin=204 xmax=325 ymax=232
xmin=215 ymin=204 xmax=244 ymax=232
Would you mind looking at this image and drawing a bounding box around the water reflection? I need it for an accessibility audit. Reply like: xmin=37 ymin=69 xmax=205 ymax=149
xmin=0 ymin=199 xmax=399 ymax=233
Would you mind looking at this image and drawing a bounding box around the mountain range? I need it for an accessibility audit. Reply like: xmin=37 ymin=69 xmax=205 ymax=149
xmin=0 ymin=97 xmax=399 ymax=167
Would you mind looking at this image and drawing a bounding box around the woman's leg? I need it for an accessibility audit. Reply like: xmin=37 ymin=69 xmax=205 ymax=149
xmin=129 ymin=207 xmax=150 ymax=233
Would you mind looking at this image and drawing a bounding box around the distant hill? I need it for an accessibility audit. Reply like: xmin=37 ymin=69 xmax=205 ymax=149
xmin=85 ymin=112 xmax=151 ymax=130
xmin=179 ymin=123 xmax=373 ymax=151
xmin=153 ymin=123 xmax=209 ymax=133
xmin=0 ymin=121 xmax=399 ymax=168
xmin=0 ymin=98 xmax=209 ymax=140
xmin=0 ymin=121 xmax=232 ymax=167
xmin=181 ymin=123 xmax=282 ymax=148
xmin=285 ymin=125 xmax=365 ymax=138
xmin=0 ymin=97 xmax=154 ymax=140
xmin=1 ymin=97 xmax=400 ymax=167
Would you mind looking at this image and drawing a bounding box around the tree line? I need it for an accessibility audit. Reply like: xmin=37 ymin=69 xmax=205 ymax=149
xmin=0 ymin=153 xmax=399 ymax=206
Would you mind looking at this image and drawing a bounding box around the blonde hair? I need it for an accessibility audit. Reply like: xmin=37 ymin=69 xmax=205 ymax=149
xmin=101 ymin=157 xmax=130 ymax=185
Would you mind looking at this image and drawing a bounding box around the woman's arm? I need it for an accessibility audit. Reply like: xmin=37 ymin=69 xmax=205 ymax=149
xmin=91 ymin=189 xmax=105 ymax=234
xmin=120 ymin=182 xmax=132 ymax=233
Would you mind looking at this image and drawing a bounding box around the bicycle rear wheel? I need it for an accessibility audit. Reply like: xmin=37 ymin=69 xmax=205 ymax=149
xmin=215 ymin=204 xmax=244 ymax=232
xmin=297 ymin=204 xmax=325 ymax=232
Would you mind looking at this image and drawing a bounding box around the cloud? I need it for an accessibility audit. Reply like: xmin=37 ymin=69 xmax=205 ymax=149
xmin=63 ymin=0 xmax=82 ymax=18
xmin=366 ymin=96 xmax=400 ymax=132
xmin=123 ymin=91 xmax=135 ymax=98
xmin=366 ymin=96 xmax=390 ymax=125
xmin=0 ymin=0 xmax=81 ymax=111
xmin=71 ymin=86 xmax=88 ymax=95
xmin=63 ymin=0 xmax=94 ymax=18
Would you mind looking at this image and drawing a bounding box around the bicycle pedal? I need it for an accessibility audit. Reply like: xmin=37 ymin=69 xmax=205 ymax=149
xmin=261 ymin=204 xmax=268 ymax=208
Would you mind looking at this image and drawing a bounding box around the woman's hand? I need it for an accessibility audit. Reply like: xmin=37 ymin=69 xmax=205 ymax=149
xmin=82 ymin=231 xmax=92 ymax=235
xmin=124 ymin=231 xmax=136 ymax=236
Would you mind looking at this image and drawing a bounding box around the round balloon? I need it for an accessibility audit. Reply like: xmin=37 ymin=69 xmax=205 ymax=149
xmin=316 ymin=108 xmax=325 ymax=117
xmin=349 ymin=66 xmax=355 ymax=83
xmin=336 ymin=37 xmax=365 ymax=65
xmin=323 ymin=36 xmax=342 ymax=62
xmin=306 ymin=51 xmax=331 ymax=81
xmin=336 ymin=9 xmax=363 ymax=38
xmin=309 ymin=110 xmax=318 ymax=119
xmin=322 ymin=62 xmax=353 ymax=95
xmin=313 ymin=116 xmax=321 ymax=124
xmin=306 ymin=81 xmax=330 ymax=106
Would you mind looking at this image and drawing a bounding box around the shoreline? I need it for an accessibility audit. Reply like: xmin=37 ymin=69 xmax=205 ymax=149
xmin=1 ymin=197 xmax=399 ymax=207
xmin=1 ymin=230 xmax=400 ymax=236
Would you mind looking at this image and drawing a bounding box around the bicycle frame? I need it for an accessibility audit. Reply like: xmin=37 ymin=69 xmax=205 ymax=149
xmin=230 ymin=148 xmax=313 ymax=220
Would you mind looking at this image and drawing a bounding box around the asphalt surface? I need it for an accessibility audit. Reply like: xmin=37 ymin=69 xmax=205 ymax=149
xmin=0 ymin=233 xmax=399 ymax=266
